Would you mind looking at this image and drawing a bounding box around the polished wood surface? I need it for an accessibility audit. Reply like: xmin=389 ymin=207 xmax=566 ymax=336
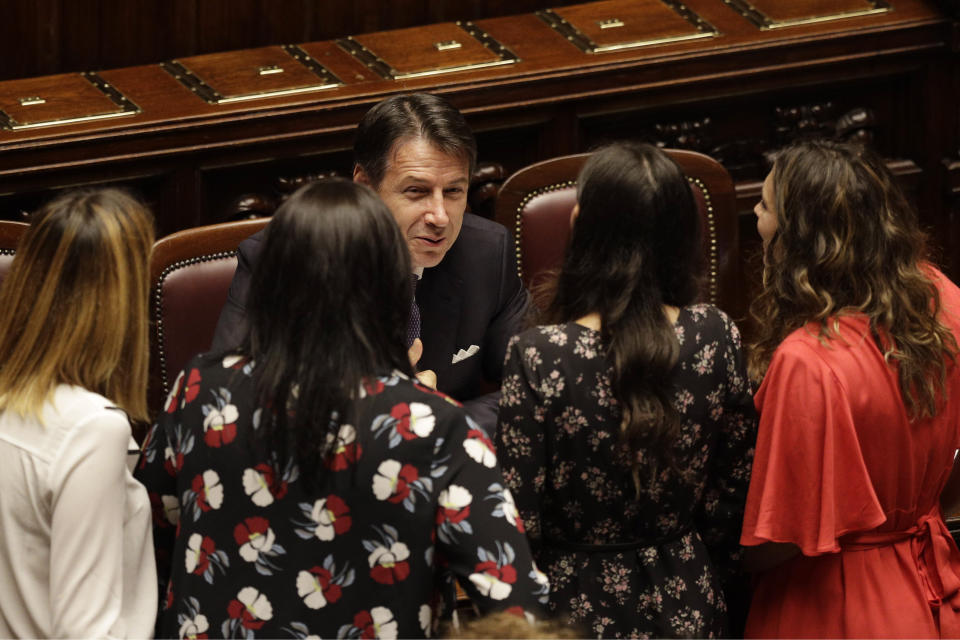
xmin=0 ymin=0 xmax=586 ymax=82
xmin=0 ymin=0 xmax=955 ymax=288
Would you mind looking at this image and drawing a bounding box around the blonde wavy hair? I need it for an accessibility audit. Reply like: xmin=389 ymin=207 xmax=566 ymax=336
xmin=749 ymin=140 xmax=957 ymax=419
xmin=0 ymin=189 xmax=154 ymax=422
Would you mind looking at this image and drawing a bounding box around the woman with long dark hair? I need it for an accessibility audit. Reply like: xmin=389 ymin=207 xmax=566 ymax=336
xmin=497 ymin=143 xmax=757 ymax=637
xmin=741 ymin=140 xmax=960 ymax=637
xmin=137 ymin=179 xmax=547 ymax=638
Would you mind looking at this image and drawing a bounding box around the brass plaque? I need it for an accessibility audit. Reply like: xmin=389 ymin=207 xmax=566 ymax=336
xmin=724 ymin=0 xmax=892 ymax=29
xmin=161 ymin=45 xmax=341 ymax=104
xmin=538 ymin=0 xmax=718 ymax=54
xmin=337 ymin=21 xmax=519 ymax=80
xmin=0 ymin=72 xmax=140 ymax=131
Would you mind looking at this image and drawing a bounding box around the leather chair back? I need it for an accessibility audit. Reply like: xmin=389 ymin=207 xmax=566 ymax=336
xmin=494 ymin=149 xmax=742 ymax=317
xmin=0 ymin=221 xmax=29 ymax=289
xmin=150 ymin=217 xmax=269 ymax=412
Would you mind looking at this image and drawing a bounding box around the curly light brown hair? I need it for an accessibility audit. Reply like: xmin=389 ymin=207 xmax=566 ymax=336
xmin=749 ymin=139 xmax=957 ymax=418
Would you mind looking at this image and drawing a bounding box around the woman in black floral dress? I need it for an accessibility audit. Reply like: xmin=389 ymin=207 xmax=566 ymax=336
xmin=497 ymin=143 xmax=757 ymax=638
xmin=137 ymin=180 xmax=547 ymax=639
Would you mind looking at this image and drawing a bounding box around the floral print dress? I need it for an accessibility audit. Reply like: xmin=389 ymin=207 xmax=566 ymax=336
xmin=497 ymin=305 xmax=757 ymax=638
xmin=136 ymin=353 xmax=548 ymax=639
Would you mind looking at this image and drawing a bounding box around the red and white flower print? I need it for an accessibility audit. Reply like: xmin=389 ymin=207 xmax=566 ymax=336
xmin=149 ymin=492 xmax=180 ymax=528
xmin=222 ymin=587 xmax=273 ymax=636
xmin=165 ymin=367 xmax=203 ymax=414
xmin=311 ymin=495 xmax=352 ymax=540
xmin=485 ymin=482 xmax=525 ymax=533
xmin=372 ymin=459 xmax=436 ymax=512
xmin=324 ymin=424 xmax=362 ymax=471
xmin=372 ymin=460 xmax=416 ymax=502
xmin=178 ymin=614 xmax=208 ymax=640
xmin=201 ymin=388 xmax=239 ymax=447
xmin=183 ymin=470 xmax=223 ymax=521
xmin=359 ymin=373 xmax=403 ymax=399
xmin=419 ymin=604 xmax=433 ymax=638
xmin=362 ymin=524 xmax=410 ymax=585
xmin=177 ymin=596 xmax=209 ymax=639
xmin=296 ymin=555 xmax=355 ymax=609
xmin=397 ymin=402 xmax=435 ymax=438
xmin=436 ymin=484 xmax=473 ymax=543
xmin=221 ymin=354 xmax=254 ymax=375
xmin=185 ymin=533 xmax=229 ymax=584
xmin=242 ymin=463 xmax=291 ymax=507
xmin=360 ymin=379 xmax=385 ymax=398
xmin=234 ymin=516 xmax=286 ymax=575
xmin=469 ymin=541 xmax=518 ymax=601
xmin=337 ymin=607 xmax=397 ymax=639
xmin=371 ymin=402 xmax=435 ymax=447
xmin=463 ymin=420 xmax=497 ymax=468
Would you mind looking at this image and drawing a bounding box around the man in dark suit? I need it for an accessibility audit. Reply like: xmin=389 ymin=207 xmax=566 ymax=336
xmin=210 ymin=93 xmax=528 ymax=432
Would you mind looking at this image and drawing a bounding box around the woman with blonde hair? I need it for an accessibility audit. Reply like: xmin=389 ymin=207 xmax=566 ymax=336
xmin=741 ymin=139 xmax=960 ymax=637
xmin=0 ymin=189 xmax=157 ymax=638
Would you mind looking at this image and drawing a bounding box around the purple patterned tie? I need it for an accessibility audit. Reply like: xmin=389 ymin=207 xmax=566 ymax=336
xmin=406 ymin=275 xmax=421 ymax=348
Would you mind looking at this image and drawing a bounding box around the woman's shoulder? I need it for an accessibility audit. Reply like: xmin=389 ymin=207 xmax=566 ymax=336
xmin=354 ymin=372 xmax=485 ymax=454
xmin=511 ymin=321 xmax=592 ymax=351
xmin=359 ymin=372 xmax=470 ymax=423
xmin=681 ymin=303 xmax=741 ymax=342
xmin=45 ymin=385 xmax=128 ymax=430
xmin=41 ymin=385 xmax=131 ymax=458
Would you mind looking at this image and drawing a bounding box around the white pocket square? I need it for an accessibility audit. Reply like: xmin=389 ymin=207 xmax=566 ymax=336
xmin=451 ymin=344 xmax=480 ymax=364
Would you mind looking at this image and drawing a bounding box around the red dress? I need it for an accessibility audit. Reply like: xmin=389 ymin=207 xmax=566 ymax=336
xmin=742 ymin=268 xmax=960 ymax=638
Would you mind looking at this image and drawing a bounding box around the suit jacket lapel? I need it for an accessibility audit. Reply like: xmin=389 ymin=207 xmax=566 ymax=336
xmin=418 ymin=263 xmax=462 ymax=379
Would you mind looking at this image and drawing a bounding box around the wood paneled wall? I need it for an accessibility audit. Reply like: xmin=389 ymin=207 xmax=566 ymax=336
xmin=0 ymin=0 xmax=584 ymax=81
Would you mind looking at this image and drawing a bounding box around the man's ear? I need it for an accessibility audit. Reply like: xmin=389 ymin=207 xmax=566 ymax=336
xmin=353 ymin=165 xmax=371 ymax=186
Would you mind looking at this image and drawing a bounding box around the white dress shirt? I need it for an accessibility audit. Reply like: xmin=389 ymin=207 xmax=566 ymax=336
xmin=0 ymin=385 xmax=157 ymax=638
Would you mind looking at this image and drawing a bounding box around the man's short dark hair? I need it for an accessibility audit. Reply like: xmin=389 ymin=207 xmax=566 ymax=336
xmin=353 ymin=93 xmax=477 ymax=187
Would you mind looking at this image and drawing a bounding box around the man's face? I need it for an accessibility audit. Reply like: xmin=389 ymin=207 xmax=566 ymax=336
xmin=355 ymin=137 xmax=469 ymax=269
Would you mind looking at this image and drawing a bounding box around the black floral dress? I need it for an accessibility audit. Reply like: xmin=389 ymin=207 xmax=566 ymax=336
xmin=497 ymin=305 xmax=757 ymax=638
xmin=136 ymin=353 xmax=548 ymax=639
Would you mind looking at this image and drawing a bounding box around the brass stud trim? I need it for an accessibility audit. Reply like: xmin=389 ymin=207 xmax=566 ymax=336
xmin=513 ymin=176 xmax=719 ymax=305
xmin=153 ymin=251 xmax=238 ymax=396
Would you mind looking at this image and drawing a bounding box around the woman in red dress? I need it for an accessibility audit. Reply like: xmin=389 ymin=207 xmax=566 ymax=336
xmin=741 ymin=139 xmax=960 ymax=638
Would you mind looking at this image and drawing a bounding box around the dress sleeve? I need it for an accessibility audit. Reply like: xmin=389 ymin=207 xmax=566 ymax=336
xmin=209 ymin=232 xmax=258 ymax=353
xmin=495 ymin=334 xmax=547 ymax=544
xmin=740 ymin=339 xmax=886 ymax=555
xmin=48 ymin=409 xmax=144 ymax=638
xmin=695 ymin=314 xmax=757 ymax=569
xmin=434 ymin=410 xmax=549 ymax=618
xmin=134 ymin=367 xmax=192 ymax=613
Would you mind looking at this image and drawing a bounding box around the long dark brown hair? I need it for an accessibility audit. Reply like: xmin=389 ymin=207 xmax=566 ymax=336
xmin=545 ymin=142 xmax=701 ymax=469
xmin=749 ymin=139 xmax=957 ymax=418
xmin=244 ymin=179 xmax=415 ymax=484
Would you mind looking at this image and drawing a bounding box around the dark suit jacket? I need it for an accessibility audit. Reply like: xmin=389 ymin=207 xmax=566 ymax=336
xmin=210 ymin=213 xmax=529 ymax=433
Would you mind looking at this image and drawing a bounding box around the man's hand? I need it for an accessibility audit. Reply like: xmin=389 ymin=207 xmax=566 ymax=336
xmin=407 ymin=338 xmax=438 ymax=389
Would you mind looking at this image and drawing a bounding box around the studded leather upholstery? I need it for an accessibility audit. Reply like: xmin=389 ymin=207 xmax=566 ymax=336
xmin=494 ymin=149 xmax=742 ymax=318
xmin=150 ymin=217 xmax=269 ymax=413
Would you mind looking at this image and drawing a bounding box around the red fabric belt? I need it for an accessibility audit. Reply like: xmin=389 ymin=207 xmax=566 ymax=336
xmin=842 ymin=512 xmax=960 ymax=637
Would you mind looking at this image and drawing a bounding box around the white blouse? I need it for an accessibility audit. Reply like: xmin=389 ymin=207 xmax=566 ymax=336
xmin=0 ymin=385 xmax=157 ymax=638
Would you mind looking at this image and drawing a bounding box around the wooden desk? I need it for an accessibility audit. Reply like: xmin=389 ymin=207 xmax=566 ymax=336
xmin=0 ymin=0 xmax=955 ymax=285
